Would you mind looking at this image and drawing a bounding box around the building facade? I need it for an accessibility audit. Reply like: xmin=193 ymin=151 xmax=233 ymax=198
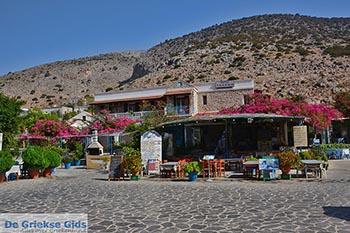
xmin=90 ymin=80 xmax=254 ymax=118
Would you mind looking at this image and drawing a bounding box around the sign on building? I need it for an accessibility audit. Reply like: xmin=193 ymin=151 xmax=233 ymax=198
xmin=215 ymin=80 xmax=235 ymax=89
xmin=293 ymin=126 xmax=308 ymax=147
xmin=141 ymin=131 xmax=162 ymax=166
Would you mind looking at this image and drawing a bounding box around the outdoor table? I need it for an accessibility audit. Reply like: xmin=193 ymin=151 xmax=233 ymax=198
xmin=160 ymin=162 xmax=178 ymax=178
xmin=242 ymin=160 xmax=260 ymax=178
xmin=224 ymin=158 xmax=242 ymax=171
xmin=301 ymin=160 xmax=325 ymax=178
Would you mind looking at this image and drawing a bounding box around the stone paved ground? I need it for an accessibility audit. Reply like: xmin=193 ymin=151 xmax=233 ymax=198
xmin=0 ymin=160 xmax=350 ymax=233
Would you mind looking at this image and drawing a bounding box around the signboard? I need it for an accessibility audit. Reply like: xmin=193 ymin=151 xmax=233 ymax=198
xmin=141 ymin=131 xmax=162 ymax=167
xmin=215 ymin=80 xmax=235 ymax=89
xmin=108 ymin=155 xmax=123 ymax=181
xmin=259 ymin=157 xmax=279 ymax=180
xmin=293 ymin=126 xmax=308 ymax=147
xmin=203 ymin=155 xmax=215 ymax=160
xmin=0 ymin=133 xmax=2 ymax=151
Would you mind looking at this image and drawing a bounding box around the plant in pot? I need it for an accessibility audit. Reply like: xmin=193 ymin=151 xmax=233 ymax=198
xmin=0 ymin=150 xmax=16 ymax=184
xmin=70 ymin=142 xmax=83 ymax=166
xmin=184 ymin=161 xmax=202 ymax=181
xmin=22 ymin=146 xmax=50 ymax=179
xmin=122 ymin=146 xmax=142 ymax=180
xmin=276 ymin=150 xmax=297 ymax=180
xmin=43 ymin=147 xmax=62 ymax=177
xmin=62 ymin=153 xmax=73 ymax=169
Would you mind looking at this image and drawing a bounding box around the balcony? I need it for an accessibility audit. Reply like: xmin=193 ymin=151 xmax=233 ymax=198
xmin=108 ymin=105 xmax=192 ymax=120
xmin=166 ymin=105 xmax=192 ymax=116
xmin=109 ymin=111 xmax=152 ymax=120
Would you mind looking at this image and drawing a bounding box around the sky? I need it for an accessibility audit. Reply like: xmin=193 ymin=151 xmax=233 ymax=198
xmin=0 ymin=0 xmax=349 ymax=76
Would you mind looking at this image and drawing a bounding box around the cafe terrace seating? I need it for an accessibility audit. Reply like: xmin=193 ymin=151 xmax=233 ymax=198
xmin=200 ymin=159 xmax=218 ymax=178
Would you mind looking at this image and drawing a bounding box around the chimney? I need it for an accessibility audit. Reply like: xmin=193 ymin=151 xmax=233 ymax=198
xmin=87 ymin=129 xmax=104 ymax=155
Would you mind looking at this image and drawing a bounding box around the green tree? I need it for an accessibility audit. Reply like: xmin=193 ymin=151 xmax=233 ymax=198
xmin=62 ymin=111 xmax=78 ymax=120
xmin=20 ymin=108 xmax=59 ymax=131
xmin=124 ymin=101 xmax=170 ymax=149
xmin=0 ymin=93 xmax=25 ymax=149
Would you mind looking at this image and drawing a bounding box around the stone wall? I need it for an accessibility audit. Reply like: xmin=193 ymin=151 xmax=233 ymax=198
xmin=195 ymin=89 xmax=253 ymax=113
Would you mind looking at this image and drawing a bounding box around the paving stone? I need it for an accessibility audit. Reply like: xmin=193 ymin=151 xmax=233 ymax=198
xmin=0 ymin=160 xmax=350 ymax=232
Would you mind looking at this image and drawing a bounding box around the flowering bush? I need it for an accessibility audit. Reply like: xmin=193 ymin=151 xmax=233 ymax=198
xmin=20 ymin=110 xmax=136 ymax=146
xmin=220 ymin=92 xmax=342 ymax=129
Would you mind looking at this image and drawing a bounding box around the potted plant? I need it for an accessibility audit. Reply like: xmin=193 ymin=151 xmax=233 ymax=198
xmin=0 ymin=150 xmax=16 ymax=184
xmin=184 ymin=161 xmax=202 ymax=181
xmin=70 ymin=142 xmax=83 ymax=166
xmin=276 ymin=150 xmax=297 ymax=180
xmin=62 ymin=153 xmax=73 ymax=169
xmin=43 ymin=147 xmax=62 ymax=177
xmin=122 ymin=146 xmax=142 ymax=180
xmin=22 ymin=146 xmax=50 ymax=179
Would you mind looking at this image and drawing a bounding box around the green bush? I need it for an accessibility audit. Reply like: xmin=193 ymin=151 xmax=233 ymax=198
xmin=122 ymin=146 xmax=142 ymax=176
xmin=44 ymin=147 xmax=62 ymax=168
xmin=0 ymin=150 xmax=16 ymax=172
xmin=22 ymin=146 xmax=50 ymax=169
xmin=184 ymin=161 xmax=202 ymax=173
xmin=320 ymin=143 xmax=350 ymax=149
xmin=70 ymin=142 xmax=84 ymax=161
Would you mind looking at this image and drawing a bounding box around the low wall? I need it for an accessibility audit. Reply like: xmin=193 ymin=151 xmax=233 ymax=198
xmin=86 ymin=155 xmax=111 ymax=169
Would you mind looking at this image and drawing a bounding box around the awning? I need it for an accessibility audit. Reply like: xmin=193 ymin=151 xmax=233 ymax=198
xmin=158 ymin=113 xmax=305 ymax=127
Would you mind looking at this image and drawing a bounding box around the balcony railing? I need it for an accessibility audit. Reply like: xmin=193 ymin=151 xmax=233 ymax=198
xmin=109 ymin=111 xmax=152 ymax=120
xmin=108 ymin=105 xmax=193 ymax=120
xmin=166 ymin=105 xmax=192 ymax=116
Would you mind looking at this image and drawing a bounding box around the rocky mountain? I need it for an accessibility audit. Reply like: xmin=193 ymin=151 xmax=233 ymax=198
xmin=1 ymin=14 xmax=350 ymax=108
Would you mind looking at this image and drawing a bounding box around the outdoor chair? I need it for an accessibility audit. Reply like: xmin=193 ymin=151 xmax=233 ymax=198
xmin=217 ymin=159 xmax=225 ymax=177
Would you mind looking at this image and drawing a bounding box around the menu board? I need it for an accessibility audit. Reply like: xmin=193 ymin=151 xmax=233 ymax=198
xmin=293 ymin=126 xmax=308 ymax=147
xmin=108 ymin=155 xmax=123 ymax=181
xmin=141 ymin=131 xmax=162 ymax=166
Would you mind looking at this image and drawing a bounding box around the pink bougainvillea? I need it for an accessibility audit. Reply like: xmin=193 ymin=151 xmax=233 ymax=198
xmin=219 ymin=92 xmax=342 ymax=129
xmin=21 ymin=110 xmax=136 ymax=145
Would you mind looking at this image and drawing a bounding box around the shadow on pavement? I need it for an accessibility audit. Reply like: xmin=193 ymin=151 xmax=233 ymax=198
xmin=323 ymin=206 xmax=350 ymax=221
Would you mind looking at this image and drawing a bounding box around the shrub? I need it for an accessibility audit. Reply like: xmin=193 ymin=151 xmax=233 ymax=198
xmin=276 ymin=150 xmax=297 ymax=174
xmin=184 ymin=161 xmax=202 ymax=174
xmin=22 ymin=146 xmax=50 ymax=169
xmin=44 ymin=147 xmax=62 ymax=168
xmin=122 ymin=146 xmax=142 ymax=176
xmin=0 ymin=150 xmax=16 ymax=172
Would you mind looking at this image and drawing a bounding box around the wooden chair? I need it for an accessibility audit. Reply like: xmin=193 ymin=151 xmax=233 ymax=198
xmin=201 ymin=160 xmax=217 ymax=178
xmin=177 ymin=160 xmax=187 ymax=177
xmin=217 ymin=159 xmax=226 ymax=177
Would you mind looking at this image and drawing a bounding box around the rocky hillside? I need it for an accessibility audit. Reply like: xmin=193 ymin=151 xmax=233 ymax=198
xmin=1 ymin=14 xmax=350 ymax=108
xmin=0 ymin=51 xmax=143 ymax=108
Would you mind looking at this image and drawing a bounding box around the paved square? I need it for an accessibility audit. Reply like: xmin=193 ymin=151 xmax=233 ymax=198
xmin=1 ymin=161 xmax=350 ymax=232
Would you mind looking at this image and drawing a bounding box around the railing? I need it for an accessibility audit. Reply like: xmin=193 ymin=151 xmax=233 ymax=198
xmin=109 ymin=111 xmax=152 ymax=120
xmin=166 ymin=105 xmax=191 ymax=116
xmin=109 ymin=105 xmax=193 ymax=120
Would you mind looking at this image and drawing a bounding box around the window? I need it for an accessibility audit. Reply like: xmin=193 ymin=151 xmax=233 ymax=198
xmin=202 ymin=95 xmax=207 ymax=105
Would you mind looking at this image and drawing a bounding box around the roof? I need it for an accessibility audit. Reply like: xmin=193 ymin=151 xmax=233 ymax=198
xmin=91 ymin=80 xmax=254 ymax=104
xmin=158 ymin=113 xmax=304 ymax=127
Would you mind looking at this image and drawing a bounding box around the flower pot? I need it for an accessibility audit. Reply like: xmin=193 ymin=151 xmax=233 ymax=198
xmin=28 ymin=169 xmax=40 ymax=179
xmin=0 ymin=173 xmax=5 ymax=184
xmin=43 ymin=168 xmax=52 ymax=178
xmin=281 ymin=174 xmax=292 ymax=180
xmin=188 ymin=172 xmax=198 ymax=181
xmin=131 ymin=175 xmax=141 ymax=181
xmin=64 ymin=163 xmax=71 ymax=169
xmin=71 ymin=161 xmax=76 ymax=166
xmin=281 ymin=167 xmax=291 ymax=175
xmin=74 ymin=160 xmax=81 ymax=166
